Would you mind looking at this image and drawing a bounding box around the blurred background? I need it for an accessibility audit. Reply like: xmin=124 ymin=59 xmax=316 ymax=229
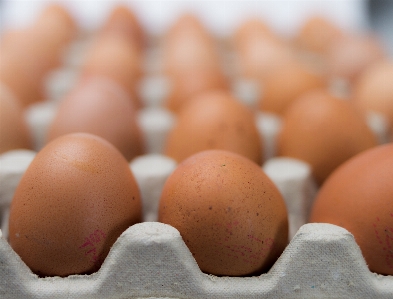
xmin=0 ymin=0 xmax=390 ymax=49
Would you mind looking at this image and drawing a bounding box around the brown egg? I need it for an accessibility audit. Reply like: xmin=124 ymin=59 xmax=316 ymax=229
xmin=325 ymin=34 xmax=386 ymax=82
xmin=309 ymin=143 xmax=393 ymax=275
xmin=258 ymin=62 xmax=326 ymax=115
xmin=352 ymin=60 xmax=393 ymax=132
xmin=233 ymin=18 xmax=295 ymax=80
xmin=82 ymin=33 xmax=143 ymax=109
xmin=33 ymin=3 xmax=77 ymax=55
xmin=295 ymin=16 xmax=343 ymax=54
xmin=46 ymin=76 xmax=145 ymax=161
xmin=101 ymin=4 xmax=145 ymax=51
xmin=0 ymin=5 xmax=77 ymax=107
xmin=277 ymin=89 xmax=378 ymax=185
xmin=164 ymin=90 xmax=263 ymax=165
xmin=0 ymin=30 xmax=48 ymax=106
xmin=158 ymin=149 xmax=288 ymax=276
xmin=162 ymin=13 xmax=222 ymax=76
xmin=0 ymin=86 xmax=32 ymax=154
xmin=164 ymin=68 xmax=230 ymax=113
xmin=8 ymin=133 xmax=142 ymax=277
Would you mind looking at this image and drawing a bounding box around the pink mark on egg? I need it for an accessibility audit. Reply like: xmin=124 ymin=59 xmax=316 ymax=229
xmin=79 ymin=229 xmax=107 ymax=264
xmin=373 ymin=216 xmax=393 ymax=269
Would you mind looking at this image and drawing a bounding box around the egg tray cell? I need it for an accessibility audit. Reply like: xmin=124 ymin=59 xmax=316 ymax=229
xmin=0 ymin=222 xmax=392 ymax=299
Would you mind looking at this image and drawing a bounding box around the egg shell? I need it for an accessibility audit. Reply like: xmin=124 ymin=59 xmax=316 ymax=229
xmin=8 ymin=133 xmax=142 ymax=277
xmin=309 ymin=143 xmax=393 ymax=275
xmin=81 ymin=33 xmax=143 ymax=109
xmin=352 ymin=60 xmax=393 ymax=132
xmin=325 ymin=34 xmax=386 ymax=82
xmin=277 ymin=89 xmax=378 ymax=185
xmin=158 ymin=149 xmax=288 ymax=276
xmin=46 ymin=76 xmax=145 ymax=161
xmin=0 ymin=30 xmax=48 ymax=106
xmin=101 ymin=4 xmax=145 ymax=51
xmin=33 ymin=3 xmax=78 ymax=55
xmin=0 ymin=85 xmax=32 ymax=154
xmin=258 ymin=62 xmax=326 ymax=115
xmin=164 ymin=90 xmax=263 ymax=165
xmin=295 ymin=16 xmax=343 ymax=54
xmin=233 ymin=19 xmax=295 ymax=80
xmin=162 ymin=14 xmax=223 ymax=76
xmin=164 ymin=68 xmax=230 ymax=113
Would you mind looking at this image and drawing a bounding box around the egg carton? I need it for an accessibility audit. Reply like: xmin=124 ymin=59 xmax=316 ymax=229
xmin=2 ymin=26 xmax=392 ymax=298
xmin=1 ymin=220 xmax=393 ymax=298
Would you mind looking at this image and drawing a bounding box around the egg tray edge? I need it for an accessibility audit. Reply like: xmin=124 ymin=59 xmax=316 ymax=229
xmin=0 ymin=222 xmax=392 ymax=299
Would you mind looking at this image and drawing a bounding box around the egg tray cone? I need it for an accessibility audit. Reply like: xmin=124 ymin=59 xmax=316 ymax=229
xmin=0 ymin=222 xmax=392 ymax=298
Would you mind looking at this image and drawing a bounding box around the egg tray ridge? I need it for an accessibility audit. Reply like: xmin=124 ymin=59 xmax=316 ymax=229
xmin=0 ymin=222 xmax=392 ymax=299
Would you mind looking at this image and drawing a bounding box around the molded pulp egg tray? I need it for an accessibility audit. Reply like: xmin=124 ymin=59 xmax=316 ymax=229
xmin=0 ymin=222 xmax=392 ymax=298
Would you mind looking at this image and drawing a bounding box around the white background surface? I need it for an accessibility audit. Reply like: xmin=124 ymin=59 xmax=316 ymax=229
xmin=0 ymin=0 xmax=371 ymax=38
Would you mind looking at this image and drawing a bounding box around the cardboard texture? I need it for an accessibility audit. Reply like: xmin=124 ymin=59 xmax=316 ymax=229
xmin=1 ymin=223 xmax=392 ymax=298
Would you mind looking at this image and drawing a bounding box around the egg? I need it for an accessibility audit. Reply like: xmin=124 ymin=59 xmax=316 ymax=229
xmin=0 ymin=86 xmax=32 ymax=154
xmin=277 ymin=89 xmax=378 ymax=185
xmin=309 ymin=143 xmax=393 ymax=275
xmin=33 ymin=3 xmax=77 ymax=56
xmin=325 ymin=34 xmax=386 ymax=83
xmin=162 ymin=13 xmax=223 ymax=76
xmin=352 ymin=60 xmax=393 ymax=132
xmin=0 ymin=4 xmax=77 ymax=107
xmin=164 ymin=90 xmax=263 ymax=165
xmin=295 ymin=16 xmax=343 ymax=54
xmin=164 ymin=68 xmax=230 ymax=113
xmin=101 ymin=4 xmax=145 ymax=51
xmin=46 ymin=76 xmax=145 ymax=161
xmin=258 ymin=62 xmax=326 ymax=115
xmin=158 ymin=149 xmax=288 ymax=276
xmin=8 ymin=133 xmax=142 ymax=277
xmin=233 ymin=18 xmax=295 ymax=80
xmin=81 ymin=33 xmax=143 ymax=109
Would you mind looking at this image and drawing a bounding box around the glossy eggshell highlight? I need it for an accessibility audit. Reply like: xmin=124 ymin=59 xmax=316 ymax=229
xmin=352 ymin=60 xmax=393 ymax=131
xmin=158 ymin=150 xmax=288 ymax=276
xmin=277 ymin=90 xmax=378 ymax=185
xmin=8 ymin=133 xmax=142 ymax=277
xmin=309 ymin=143 xmax=393 ymax=275
xmin=164 ymin=90 xmax=263 ymax=165
xmin=46 ymin=76 xmax=145 ymax=161
xmin=0 ymin=88 xmax=32 ymax=154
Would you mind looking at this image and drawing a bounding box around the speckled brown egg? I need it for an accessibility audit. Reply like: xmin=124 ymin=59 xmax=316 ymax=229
xmin=277 ymin=89 xmax=378 ymax=185
xmin=0 ymin=87 xmax=32 ymax=154
xmin=46 ymin=76 xmax=145 ymax=161
xmin=309 ymin=143 xmax=393 ymax=275
xmin=164 ymin=90 xmax=263 ymax=165
xmin=158 ymin=149 xmax=288 ymax=276
xmin=8 ymin=133 xmax=142 ymax=277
